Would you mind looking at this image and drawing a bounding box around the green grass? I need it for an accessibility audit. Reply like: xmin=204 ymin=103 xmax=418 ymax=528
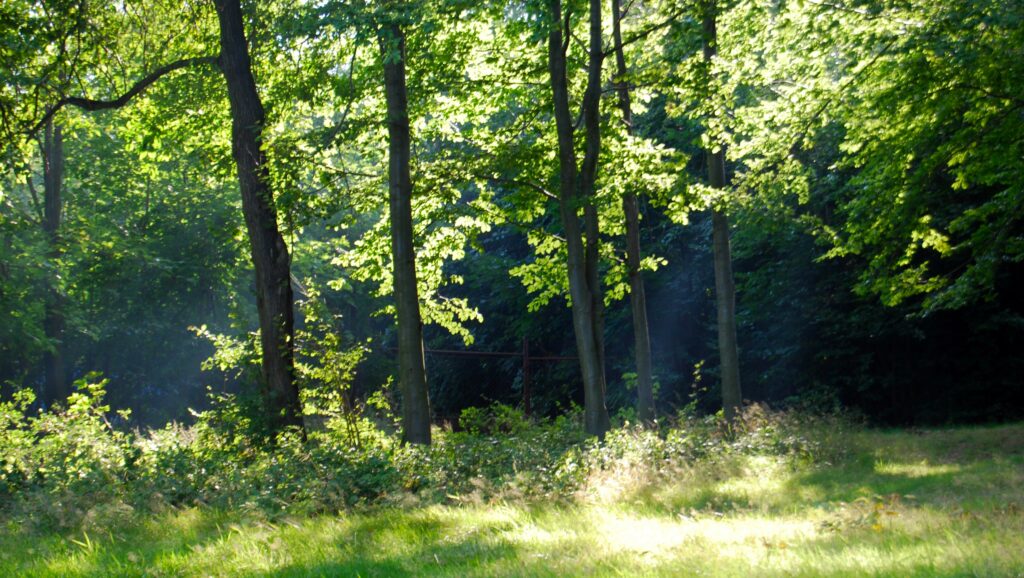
xmin=3 ymin=423 xmax=1023 ymax=577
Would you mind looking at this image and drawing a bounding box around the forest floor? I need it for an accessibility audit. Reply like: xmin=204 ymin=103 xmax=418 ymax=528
xmin=2 ymin=422 xmax=1023 ymax=577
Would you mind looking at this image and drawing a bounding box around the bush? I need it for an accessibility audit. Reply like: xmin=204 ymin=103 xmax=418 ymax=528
xmin=457 ymin=403 xmax=530 ymax=436
xmin=0 ymin=374 xmax=134 ymax=530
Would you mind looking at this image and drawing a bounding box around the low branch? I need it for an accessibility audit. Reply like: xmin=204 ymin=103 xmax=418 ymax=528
xmin=562 ymin=6 xmax=572 ymax=54
xmin=25 ymin=175 xmax=43 ymax=224
xmin=30 ymin=55 xmax=220 ymax=136
xmin=805 ymin=0 xmax=922 ymax=28
xmin=478 ymin=172 xmax=559 ymax=202
xmin=602 ymin=6 xmax=687 ymax=58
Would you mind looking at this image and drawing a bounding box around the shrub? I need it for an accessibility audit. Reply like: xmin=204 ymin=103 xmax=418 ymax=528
xmin=0 ymin=374 xmax=134 ymax=531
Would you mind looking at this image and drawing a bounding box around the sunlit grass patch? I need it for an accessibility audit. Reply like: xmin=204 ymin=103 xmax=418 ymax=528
xmin=595 ymin=509 xmax=817 ymax=553
xmin=622 ymin=453 xmax=819 ymax=516
xmin=875 ymin=460 xmax=961 ymax=478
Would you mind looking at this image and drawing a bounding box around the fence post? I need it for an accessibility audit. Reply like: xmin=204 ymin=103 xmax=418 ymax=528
xmin=522 ymin=337 xmax=531 ymax=417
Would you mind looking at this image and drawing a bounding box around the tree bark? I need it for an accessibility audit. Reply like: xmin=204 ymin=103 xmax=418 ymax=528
xmin=580 ymin=0 xmax=609 ymax=429
xmin=41 ymin=120 xmax=67 ymax=405
xmin=214 ymin=0 xmax=303 ymax=434
xmin=702 ymin=2 xmax=742 ymax=422
xmin=548 ymin=0 xmax=610 ymax=438
xmin=612 ymin=0 xmax=656 ymax=424
xmin=380 ymin=22 xmax=432 ymax=445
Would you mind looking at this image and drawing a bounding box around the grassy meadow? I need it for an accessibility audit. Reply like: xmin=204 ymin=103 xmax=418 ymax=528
xmin=2 ymin=421 xmax=1022 ymax=577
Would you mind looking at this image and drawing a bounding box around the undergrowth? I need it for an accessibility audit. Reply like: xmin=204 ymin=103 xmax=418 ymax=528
xmin=0 ymin=375 xmax=847 ymax=535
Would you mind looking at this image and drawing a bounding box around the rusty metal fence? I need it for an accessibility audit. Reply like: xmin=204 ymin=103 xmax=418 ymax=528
xmin=391 ymin=338 xmax=577 ymax=416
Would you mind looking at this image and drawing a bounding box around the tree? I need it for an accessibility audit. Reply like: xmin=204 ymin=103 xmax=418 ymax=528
xmin=15 ymin=0 xmax=304 ymax=433
xmin=701 ymin=0 xmax=741 ymax=421
xmin=379 ymin=16 xmax=432 ymax=445
xmin=819 ymin=0 xmax=1024 ymax=313
xmin=39 ymin=120 xmax=67 ymax=405
xmin=295 ymin=0 xmax=492 ymax=443
xmin=547 ymin=0 xmax=610 ymax=437
xmin=213 ymin=0 xmax=304 ymax=433
xmin=611 ymin=0 xmax=656 ymax=423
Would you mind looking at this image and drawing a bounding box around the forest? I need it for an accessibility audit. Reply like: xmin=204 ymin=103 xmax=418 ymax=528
xmin=1 ymin=0 xmax=1022 ymax=576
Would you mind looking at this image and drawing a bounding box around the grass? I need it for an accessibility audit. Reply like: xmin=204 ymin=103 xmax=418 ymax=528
xmin=2 ymin=422 xmax=1023 ymax=577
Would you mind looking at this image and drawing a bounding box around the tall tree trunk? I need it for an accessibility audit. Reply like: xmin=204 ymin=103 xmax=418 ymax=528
xmin=214 ymin=0 xmax=303 ymax=434
xmin=380 ymin=22 xmax=431 ymax=445
xmin=41 ymin=120 xmax=67 ymax=405
xmin=612 ymin=0 xmax=656 ymax=423
xmin=548 ymin=0 xmax=610 ymax=438
xmin=702 ymin=2 xmax=742 ymax=422
xmin=580 ymin=0 xmax=609 ymax=430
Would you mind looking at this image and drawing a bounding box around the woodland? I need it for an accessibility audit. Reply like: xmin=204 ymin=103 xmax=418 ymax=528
xmin=0 ymin=0 xmax=1023 ymax=576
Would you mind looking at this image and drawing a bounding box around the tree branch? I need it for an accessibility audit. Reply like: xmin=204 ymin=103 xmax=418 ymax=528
xmin=602 ymin=6 xmax=687 ymax=58
xmin=561 ymin=5 xmax=572 ymax=54
xmin=30 ymin=55 xmax=220 ymax=136
xmin=805 ymin=0 xmax=922 ymax=28
xmin=25 ymin=174 xmax=43 ymax=224
xmin=478 ymin=172 xmax=559 ymax=202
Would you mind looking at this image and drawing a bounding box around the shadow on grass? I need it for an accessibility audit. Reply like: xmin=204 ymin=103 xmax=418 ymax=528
xmin=254 ymin=519 xmax=526 ymax=578
xmin=621 ymin=425 xmax=1024 ymax=517
xmin=786 ymin=431 xmax=1023 ymax=509
xmin=0 ymin=507 xmax=251 ymax=577
xmin=1 ymin=506 xmax=531 ymax=577
xmin=789 ymin=457 xmax=963 ymax=503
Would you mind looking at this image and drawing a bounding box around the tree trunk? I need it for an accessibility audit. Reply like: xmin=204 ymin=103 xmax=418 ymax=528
xmin=214 ymin=0 xmax=303 ymax=434
xmin=381 ymin=22 xmax=432 ymax=445
xmin=41 ymin=120 xmax=67 ymax=405
xmin=612 ymin=0 xmax=656 ymax=424
xmin=548 ymin=0 xmax=610 ymax=438
xmin=711 ymin=207 xmax=741 ymax=420
xmin=703 ymin=2 xmax=742 ymax=422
